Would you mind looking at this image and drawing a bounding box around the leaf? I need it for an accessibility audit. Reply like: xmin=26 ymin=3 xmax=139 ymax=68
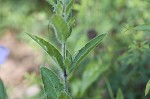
xmin=0 ymin=79 xmax=7 ymax=99
xmin=68 ymin=17 xmax=75 ymax=34
xmin=66 ymin=0 xmax=74 ymax=15
xmin=69 ymin=33 xmax=107 ymax=74
xmin=57 ymin=91 xmax=71 ymax=99
xmin=124 ymin=24 xmax=150 ymax=33
xmin=51 ymin=14 xmax=70 ymax=43
xmin=56 ymin=1 xmax=63 ymax=14
xmin=133 ymin=24 xmax=150 ymax=31
xmin=105 ymin=78 xmax=114 ymax=99
xmin=46 ymin=0 xmax=56 ymax=8
xmin=80 ymin=61 xmax=108 ymax=96
xmin=145 ymin=80 xmax=150 ymax=96
xmin=27 ymin=34 xmax=64 ymax=70
xmin=116 ymin=88 xmax=124 ymax=99
xmin=40 ymin=67 xmax=64 ymax=99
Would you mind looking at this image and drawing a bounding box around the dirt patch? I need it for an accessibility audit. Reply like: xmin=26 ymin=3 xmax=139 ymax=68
xmin=0 ymin=31 xmax=43 ymax=99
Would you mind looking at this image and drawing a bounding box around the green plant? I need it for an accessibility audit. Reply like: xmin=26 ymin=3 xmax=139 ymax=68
xmin=28 ymin=0 xmax=106 ymax=98
xmin=0 ymin=78 xmax=7 ymax=99
xmin=145 ymin=80 xmax=150 ymax=96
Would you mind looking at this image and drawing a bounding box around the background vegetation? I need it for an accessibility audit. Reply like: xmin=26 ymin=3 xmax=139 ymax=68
xmin=0 ymin=0 xmax=150 ymax=99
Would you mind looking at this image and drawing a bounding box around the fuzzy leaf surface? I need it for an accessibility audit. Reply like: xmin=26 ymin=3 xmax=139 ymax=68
xmin=52 ymin=14 xmax=69 ymax=43
xmin=41 ymin=67 xmax=64 ymax=99
xmin=27 ymin=34 xmax=64 ymax=70
xmin=46 ymin=0 xmax=56 ymax=7
xmin=57 ymin=91 xmax=71 ymax=99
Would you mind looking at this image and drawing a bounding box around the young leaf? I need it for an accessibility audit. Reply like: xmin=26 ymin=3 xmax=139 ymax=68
xmin=145 ymin=80 xmax=150 ymax=96
xmin=40 ymin=67 xmax=64 ymax=99
xmin=116 ymin=88 xmax=124 ymax=99
xmin=51 ymin=14 xmax=70 ymax=43
xmin=66 ymin=0 xmax=74 ymax=15
xmin=56 ymin=1 xmax=63 ymax=15
xmin=46 ymin=0 xmax=56 ymax=7
xmin=68 ymin=17 xmax=75 ymax=34
xmin=27 ymin=34 xmax=64 ymax=70
xmin=57 ymin=91 xmax=71 ymax=99
xmin=0 ymin=79 xmax=7 ymax=99
xmin=69 ymin=33 xmax=107 ymax=74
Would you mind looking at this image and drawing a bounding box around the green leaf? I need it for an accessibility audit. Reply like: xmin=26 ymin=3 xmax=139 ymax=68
xmin=46 ymin=0 xmax=56 ymax=7
xmin=57 ymin=91 xmax=71 ymax=99
xmin=124 ymin=24 xmax=150 ymax=33
xmin=133 ymin=24 xmax=150 ymax=31
xmin=66 ymin=0 xmax=74 ymax=15
xmin=40 ymin=67 xmax=64 ymax=99
xmin=27 ymin=34 xmax=64 ymax=70
xmin=145 ymin=80 xmax=150 ymax=96
xmin=80 ymin=62 xmax=108 ymax=96
xmin=68 ymin=17 xmax=75 ymax=34
xmin=105 ymin=78 xmax=114 ymax=99
xmin=51 ymin=14 xmax=70 ymax=43
xmin=0 ymin=79 xmax=7 ymax=99
xmin=56 ymin=1 xmax=63 ymax=15
xmin=116 ymin=88 xmax=124 ymax=99
xmin=69 ymin=33 xmax=107 ymax=74
xmin=65 ymin=50 xmax=72 ymax=70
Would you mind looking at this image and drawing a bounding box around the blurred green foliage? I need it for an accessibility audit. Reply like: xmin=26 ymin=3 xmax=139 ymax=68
xmin=1 ymin=0 xmax=150 ymax=99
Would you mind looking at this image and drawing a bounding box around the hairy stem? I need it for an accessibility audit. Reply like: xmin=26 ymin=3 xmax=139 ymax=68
xmin=62 ymin=42 xmax=68 ymax=92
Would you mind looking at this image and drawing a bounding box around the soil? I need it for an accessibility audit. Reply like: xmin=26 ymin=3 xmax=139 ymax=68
xmin=0 ymin=31 xmax=43 ymax=99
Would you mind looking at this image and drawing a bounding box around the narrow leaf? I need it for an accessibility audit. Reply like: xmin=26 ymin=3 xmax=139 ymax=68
xmin=68 ymin=17 xmax=75 ymax=34
xmin=69 ymin=33 xmax=107 ymax=74
xmin=40 ymin=67 xmax=64 ymax=99
xmin=105 ymin=78 xmax=114 ymax=99
xmin=133 ymin=24 xmax=150 ymax=31
xmin=0 ymin=79 xmax=7 ymax=99
xmin=46 ymin=0 xmax=56 ymax=7
xmin=124 ymin=24 xmax=150 ymax=33
xmin=66 ymin=0 xmax=74 ymax=15
xmin=116 ymin=88 xmax=124 ymax=99
xmin=56 ymin=1 xmax=63 ymax=14
xmin=145 ymin=80 xmax=150 ymax=96
xmin=27 ymin=34 xmax=64 ymax=70
xmin=57 ymin=91 xmax=71 ymax=99
xmin=51 ymin=14 xmax=69 ymax=43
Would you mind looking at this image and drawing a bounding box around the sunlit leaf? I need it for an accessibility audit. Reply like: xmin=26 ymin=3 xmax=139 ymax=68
xmin=40 ymin=67 xmax=64 ymax=99
xmin=51 ymin=14 xmax=70 ymax=43
xmin=69 ymin=33 xmax=107 ymax=74
xmin=27 ymin=34 xmax=64 ymax=70
xmin=57 ymin=91 xmax=71 ymax=99
xmin=145 ymin=80 xmax=150 ymax=96
xmin=116 ymin=88 xmax=124 ymax=99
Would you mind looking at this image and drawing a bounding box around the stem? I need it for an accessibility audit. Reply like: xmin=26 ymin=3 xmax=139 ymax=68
xmin=62 ymin=42 xmax=68 ymax=92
